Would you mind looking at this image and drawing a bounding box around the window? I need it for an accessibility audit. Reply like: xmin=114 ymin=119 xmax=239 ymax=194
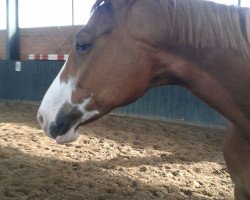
xmin=18 ymin=0 xmax=96 ymax=28
xmin=0 ymin=0 xmax=6 ymax=30
xmin=208 ymin=0 xmax=237 ymax=5
xmin=8 ymin=0 xmax=250 ymax=29
xmin=19 ymin=0 xmax=72 ymax=28
xmin=241 ymin=0 xmax=250 ymax=7
xmin=73 ymin=0 xmax=96 ymax=25
xmin=209 ymin=0 xmax=250 ymax=6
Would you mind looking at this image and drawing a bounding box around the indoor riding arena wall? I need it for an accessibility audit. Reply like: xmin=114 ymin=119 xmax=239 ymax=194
xmin=0 ymin=60 xmax=227 ymax=127
xmin=0 ymin=25 xmax=227 ymax=126
xmin=0 ymin=25 xmax=82 ymax=60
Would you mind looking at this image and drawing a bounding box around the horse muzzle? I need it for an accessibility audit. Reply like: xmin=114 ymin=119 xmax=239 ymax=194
xmin=37 ymin=99 xmax=100 ymax=144
xmin=37 ymin=103 xmax=83 ymax=144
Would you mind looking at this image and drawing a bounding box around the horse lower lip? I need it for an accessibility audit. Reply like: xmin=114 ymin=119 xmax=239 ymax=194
xmin=55 ymin=128 xmax=79 ymax=144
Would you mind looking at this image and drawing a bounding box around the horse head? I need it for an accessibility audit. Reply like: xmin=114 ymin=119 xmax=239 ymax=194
xmin=37 ymin=0 xmax=172 ymax=144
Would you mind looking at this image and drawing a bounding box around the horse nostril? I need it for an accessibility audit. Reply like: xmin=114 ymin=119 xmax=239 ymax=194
xmin=37 ymin=113 xmax=44 ymax=127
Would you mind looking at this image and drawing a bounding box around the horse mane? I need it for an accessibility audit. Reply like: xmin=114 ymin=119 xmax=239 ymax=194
xmin=91 ymin=0 xmax=250 ymax=57
xmin=161 ymin=0 xmax=250 ymax=57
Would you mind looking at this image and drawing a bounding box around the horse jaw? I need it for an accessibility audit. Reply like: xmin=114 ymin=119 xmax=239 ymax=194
xmin=55 ymin=107 xmax=99 ymax=144
xmin=55 ymin=98 xmax=99 ymax=144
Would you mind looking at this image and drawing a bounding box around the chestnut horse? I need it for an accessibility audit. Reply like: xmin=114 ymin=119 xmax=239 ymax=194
xmin=37 ymin=0 xmax=250 ymax=199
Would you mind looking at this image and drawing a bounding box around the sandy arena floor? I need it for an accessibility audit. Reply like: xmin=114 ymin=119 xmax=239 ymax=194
xmin=0 ymin=101 xmax=233 ymax=200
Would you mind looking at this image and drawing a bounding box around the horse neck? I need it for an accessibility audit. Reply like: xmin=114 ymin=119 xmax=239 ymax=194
xmin=155 ymin=47 xmax=250 ymax=135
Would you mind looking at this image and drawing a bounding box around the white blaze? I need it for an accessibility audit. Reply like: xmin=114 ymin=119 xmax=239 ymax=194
xmin=38 ymin=60 xmax=74 ymax=133
xmin=38 ymin=60 xmax=99 ymax=144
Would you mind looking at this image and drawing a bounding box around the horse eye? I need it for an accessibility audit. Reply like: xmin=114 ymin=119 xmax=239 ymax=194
xmin=76 ymin=43 xmax=91 ymax=52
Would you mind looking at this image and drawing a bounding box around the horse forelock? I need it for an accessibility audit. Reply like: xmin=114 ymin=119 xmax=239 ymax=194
xmin=160 ymin=0 xmax=250 ymax=57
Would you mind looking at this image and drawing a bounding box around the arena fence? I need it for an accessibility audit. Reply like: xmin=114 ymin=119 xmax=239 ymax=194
xmin=0 ymin=60 xmax=227 ymax=127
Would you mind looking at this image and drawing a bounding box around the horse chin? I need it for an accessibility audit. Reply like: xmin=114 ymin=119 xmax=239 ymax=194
xmin=55 ymin=127 xmax=80 ymax=144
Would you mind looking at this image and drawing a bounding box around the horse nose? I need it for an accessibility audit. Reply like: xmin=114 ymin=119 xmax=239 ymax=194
xmin=37 ymin=112 xmax=44 ymax=127
xmin=36 ymin=110 xmax=55 ymax=138
xmin=49 ymin=118 xmax=72 ymax=139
